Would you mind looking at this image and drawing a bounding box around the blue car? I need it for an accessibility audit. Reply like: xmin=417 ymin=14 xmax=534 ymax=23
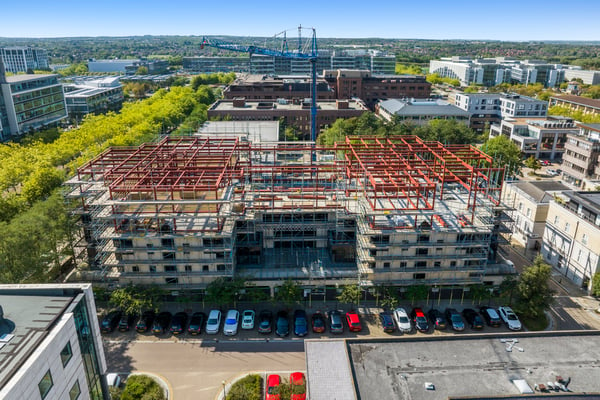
xmin=293 ymin=309 xmax=308 ymax=337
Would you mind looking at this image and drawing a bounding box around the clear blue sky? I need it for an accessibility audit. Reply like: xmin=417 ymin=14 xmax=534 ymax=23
xmin=2 ymin=0 xmax=599 ymax=41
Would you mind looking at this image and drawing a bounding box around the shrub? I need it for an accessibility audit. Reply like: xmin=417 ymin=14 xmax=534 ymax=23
xmin=121 ymin=375 xmax=165 ymax=400
xmin=226 ymin=374 xmax=263 ymax=400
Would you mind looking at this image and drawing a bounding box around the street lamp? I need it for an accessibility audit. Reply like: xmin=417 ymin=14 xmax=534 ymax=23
xmin=222 ymin=380 xmax=227 ymax=400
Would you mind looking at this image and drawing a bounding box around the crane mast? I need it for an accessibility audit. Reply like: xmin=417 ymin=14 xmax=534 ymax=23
xmin=201 ymin=27 xmax=318 ymax=142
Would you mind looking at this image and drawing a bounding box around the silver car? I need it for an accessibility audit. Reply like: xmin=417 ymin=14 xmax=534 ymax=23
xmin=223 ymin=309 xmax=240 ymax=336
xmin=205 ymin=309 xmax=221 ymax=334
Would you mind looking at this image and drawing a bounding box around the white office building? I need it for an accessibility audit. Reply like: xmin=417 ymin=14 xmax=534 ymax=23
xmin=0 ymin=47 xmax=49 ymax=73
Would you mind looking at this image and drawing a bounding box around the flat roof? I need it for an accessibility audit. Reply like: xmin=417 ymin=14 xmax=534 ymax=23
xmin=565 ymin=191 xmax=600 ymax=212
xmin=5 ymin=74 xmax=56 ymax=83
xmin=0 ymin=293 xmax=74 ymax=390
xmin=341 ymin=333 xmax=600 ymax=400
xmin=306 ymin=340 xmax=356 ymax=400
xmin=197 ymin=121 xmax=280 ymax=142
xmin=211 ymin=99 xmax=366 ymax=111
xmin=380 ymin=99 xmax=470 ymax=117
xmin=510 ymin=181 xmax=570 ymax=202
xmin=552 ymin=95 xmax=600 ymax=110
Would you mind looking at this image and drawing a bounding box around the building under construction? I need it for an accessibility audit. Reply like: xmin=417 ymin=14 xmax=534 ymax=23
xmin=67 ymin=135 xmax=506 ymax=296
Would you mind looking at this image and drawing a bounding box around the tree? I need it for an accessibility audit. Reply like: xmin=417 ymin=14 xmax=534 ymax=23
xmin=481 ymin=135 xmax=523 ymax=178
xmin=337 ymin=284 xmax=361 ymax=308
xmin=524 ymin=155 xmax=542 ymax=175
xmin=499 ymin=275 xmax=518 ymax=305
xmin=135 ymin=66 xmax=148 ymax=75
xmin=226 ymin=374 xmax=262 ymax=400
xmin=121 ymin=375 xmax=165 ymax=400
xmin=204 ymin=277 xmax=246 ymax=306
xmin=109 ymin=285 xmax=162 ymax=315
xmin=591 ymin=272 xmax=600 ymax=297
xmin=413 ymin=119 xmax=478 ymax=145
xmin=404 ymin=285 xmax=429 ymax=304
xmin=468 ymin=284 xmax=489 ymax=305
xmin=274 ymin=279 xmax=302 ymax=306
xmin=514 ymin=255 xmax=554 ymax=319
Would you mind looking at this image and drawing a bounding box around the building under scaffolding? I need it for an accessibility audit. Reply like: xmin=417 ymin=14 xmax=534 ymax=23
xmin=66 ymin=135 xmax=507 ymax=294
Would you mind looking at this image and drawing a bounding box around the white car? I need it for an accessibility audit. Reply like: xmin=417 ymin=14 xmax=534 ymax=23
xmin=241 ymin=309 xmax=255 ymax=330
xmin=547 ymin=169 xmax=559 ymax=177
xmin=393 ymin=307 xmax=412 ymax=333
xmin=223 ymin=309 xmax=240 ymax=336
xmin=498 ymin=306 xmax=522 ymax=331
xmin=205 ymin=309 xmax=221 ymax=334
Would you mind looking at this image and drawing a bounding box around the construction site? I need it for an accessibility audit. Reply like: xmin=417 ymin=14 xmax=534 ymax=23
xmin=66 ymin=134 xmax=508 ymax=296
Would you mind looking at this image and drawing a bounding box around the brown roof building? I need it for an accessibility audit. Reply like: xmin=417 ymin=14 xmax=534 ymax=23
xmin=223 ymin=74 xmax=335 ymax=102
xmin=549 ymin=95 xmax=600 ymax=116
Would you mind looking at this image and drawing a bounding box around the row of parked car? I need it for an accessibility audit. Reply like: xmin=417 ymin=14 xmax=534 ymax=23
xmin=100 ymin=308 xmax=364 ymax=336
xmin=379 ymin=305 xmax=522 ymax=334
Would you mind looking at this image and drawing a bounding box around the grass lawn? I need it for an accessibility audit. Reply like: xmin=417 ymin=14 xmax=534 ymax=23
xmin=521 ymin=313 xmax=548 ymax=331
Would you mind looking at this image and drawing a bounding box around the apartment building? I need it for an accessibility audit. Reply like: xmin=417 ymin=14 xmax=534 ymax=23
xmin=0 ymin=284 xmax=109 ymax=400
xmin=63 ymin=77 xmax=124 ymax=121
xmin=377 ymin=98 xmax=470 ymax=125
xmin=489 ymin=117 xmax=576 ymax=161
xmin=66 ymin=135 xmax=506 ymax=294
xmin=561 ymin=123 xmax=600 ymax=189
xmin=0 ymin=47 xmax=49 ymax=73
xmin=542 ymin=191 xmax=600 ymax=291
xmin=549 ymin=95 xmax=600 ymax=117
xmin=502 ymin=181 xmax=569 ymax=250
xmin=207 ymin=98 xmax=368 ymax=139
xmin=0 ymin=66 xmax=67 ymax=140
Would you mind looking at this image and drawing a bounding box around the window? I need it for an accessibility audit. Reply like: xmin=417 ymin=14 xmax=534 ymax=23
xmin=554 ymin=216 xmax=560 ymax=225
xmin=383 ymin=262 xmax=390 ymax=268
xmin=69 ymin=380 xmax=81 ymax=400
xmin=149 ymin=265 xmax=156 ymax=273
xmin=582 ymin=234 xmax=588 ymax=246
xmin=434 ymin=261 xmax=441 ymax=267
xmin=185 ymin=265 xmax=192 ymax=272
xmin=450 ymin=261 xmax=456 ymax=267
xmin=413 ymin=273 xmax=426 ymax=280
xmin=165 ymin=265 xmax=177 ymax=272
xmin=400 ymin=261 xmax=407 ymax=268
xmin=161 ymin=238 xmax=174 ymax=248
xmin=526 ymin=208 xmax=531 ymax=218
xmin=202 ymin=265 xmax=209 ymax=271
xmin=565 ymin=223 xmax=570 ymax=233
xmin=415 ymin=261 xmax=427 ymax=268
xmin=38 ymin=370 xmax=53 ymax=399
xmin=60 ymin=342 xmax=72 ymax=366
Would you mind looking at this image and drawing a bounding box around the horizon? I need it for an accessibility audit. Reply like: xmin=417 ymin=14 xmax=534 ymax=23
xmin=2 ymin=0 xmax=600 ymax=42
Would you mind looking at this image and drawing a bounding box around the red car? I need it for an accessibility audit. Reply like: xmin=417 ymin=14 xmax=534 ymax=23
xmin=290 ymin=372 xmax=307 ymax=400
xmin=311 ymin=312 xmax=326 ymax=333
xmin=345 ymin=311 xmax=362 ymax=332
xmin=266 ymin=374 xmax=280 ymax=400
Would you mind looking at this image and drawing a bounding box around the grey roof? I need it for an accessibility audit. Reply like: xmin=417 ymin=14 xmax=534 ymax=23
xmin=306 ymin=340 xmax=356 ymax=400
xmin=565 ymin=191 xmax=600 ymax=213
xmin=379 ymin=99 xmax=470 ymax=117
xmin=513 ymin=181 xmax=570 ymax=203
xmin=5 ymin=74 xmax=56 ymax=83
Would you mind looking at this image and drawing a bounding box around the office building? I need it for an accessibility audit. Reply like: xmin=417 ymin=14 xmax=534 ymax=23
xmin=63 ymin=77 xmax=124 ymax=121
xmin=87 ymin=59 xmax=140 ymax=74
xmin=0 ymin=284 xmax=109 ymax=400
xmin=489 ymin=117 xmax=576 ymax=161
xmin=549 ymin=95 xmax=600 ymax=117
xmin=124 ymin=60 xmax=169 ymax=75
xmin=562 ymin=67 xmax=600 ymax=85
xmin=207 ymin=98 xmax=368 ymax=139
xmin=561 ymin=123 xmax=600 ymax=189
xmin=222 ymin=74 xmax=336 ymax=102
xmin=183 ymin=56 xmax=250 ymax=73
xmin=66 ymin=135 xmax=506 ymax=294
xmin=0 ymin=47 xmax=49 ymax=73
xmin=0 ymin=63 xmax=67 ymax=140
xmin=376 ymin=98 xmax=470 ymax=125
xmin=542 ymin=191 xmax=600 ymax=291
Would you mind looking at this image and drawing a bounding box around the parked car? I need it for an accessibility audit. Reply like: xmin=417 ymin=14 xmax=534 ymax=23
xmin=541 ymin=160 xmax=550 ymax=166
xmin=547 ymin=168 xmax=559 ymax=176
xmin=187 ymin=312 xmax=206 ymax=335
xmin=293 ymin=309 xmax=308 ymax=337
xmin=498 ymin=306 xmax=522 ymax=331
xmin=345 ymin=311 xmax=362 ymax=332
xmin=152 ymin=311 xmax=172 ymax=335
xmin=290 ymin=372 xmax=307 ymax=400
xmin=444 ymin=308 xmax=465 ymax=331
xmin=276 ymin=310 xmax=289 ymax=337
xmin=427 ymin=308 xmax=447 ymax=330
xmin=170 ymin=312 xmax=189 ymax=335
xmin=257 ymin=310 xmax=273 ymax=334
xmin=311 ymin=312 xmax=326 ymax=334
xmin=393 ymin=307 xmax=412 ymax=333
xmin=118 ymin=313 xmax=137 ymax=332
xmin=205 ymin=309 xmax=222 ymax=334
xmin=135 ymin=310 xmax=155 ymax=333
xmin=479 ymin=306 xmax=502 ymax=327
xmin=410 ymin=307 xmax=429 ymax=333
xmin=266 ymin=374 xmax=281 ymax=400
xmin=241 ymin=309 xmax=255 ymax=330
xmin=329 ymin=310 xmax=344 ymax=334
xmin=223 ymin=309 xmax=240 ymax=336
xmin=379 ymin=312 xmax=396 ymax=333
xmin=462 ymin=308 xmax=484 ymax=330
xmin=101 ymin=310 xmax=122 ymax=333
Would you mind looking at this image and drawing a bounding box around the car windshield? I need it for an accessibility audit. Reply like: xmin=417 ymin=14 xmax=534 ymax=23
xmin=296 ymin=319 xmax=306 ymax=326
xmin=207 ymin=318 xmax=217 ymax=325
xmin=451 ymin=315 xmax=462 ymax=322
xmin=507 ymin=313 xmax=517 ymax=320
xmin=314 ymin=318 xmax=324 ymax=326
xmin=399 ymin=316 xmax=409 ymax=323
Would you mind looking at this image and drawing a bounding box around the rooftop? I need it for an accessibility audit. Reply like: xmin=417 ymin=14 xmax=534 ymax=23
xmin=552 ymin=95 xmax=600 ymax=110
xmin=379 ymin=98 xmax=470 ymax=117
xmin=5 ymin=74 xmax=56 ymax=83
xmin=197 ymin=121 xmax=280 ymax=142
xmin=510 ymin=181 xmax=570 ymax=203
xmin=210 ymin=99 xmax=367 ymax=112
xmin=564 ymin=191 xmax=600 ymax=212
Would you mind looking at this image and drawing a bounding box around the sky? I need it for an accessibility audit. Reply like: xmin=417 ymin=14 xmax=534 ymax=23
xmin=2 ymin=0 xmax=600 ymax=41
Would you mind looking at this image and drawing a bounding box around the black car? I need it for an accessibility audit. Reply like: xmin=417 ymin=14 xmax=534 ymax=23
xmin=101 ymin=310 xmax=122 ymax=333
xmin=462 ymin=308 xmax=484 ymax=330
xmin=311 ymin=312 xmax=326 ymax=334
xmin=152 ymin=311 xmax=172 ymax=335
xmin=410 ymin=307 xmax=429 ymax=333
xmin=293 ymin=309 xmax=308 ymax=337
xmin=444 ymin=308 xmax=465 ymax=331
xmin=479 ymin=306 xmax=502 ymax=327
xmin=135 ymin=311 xmax=155 ymax=333
xmin=427 ymin=308 xmax=447 ymax=330
xmin=275 ymin=310 xmax=289 ymax=337
xmin=258 ymin=310 xmax=273 ymax=334
xmin=379 ymin=312 xmax=396 ymax=333
xmin=187 ymin=312 xmax=206 ymax=335
xmin=118 ymin=313 xmax=137 ymax=332
xmin=170 ymin=312 xmax=189 ymax=335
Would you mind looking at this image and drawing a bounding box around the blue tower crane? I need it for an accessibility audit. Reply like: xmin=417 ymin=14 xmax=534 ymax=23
xmin=201 ymin=26 xmax=319 ymax=142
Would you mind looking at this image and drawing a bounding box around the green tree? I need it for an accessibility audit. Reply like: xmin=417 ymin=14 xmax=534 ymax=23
xmin=109 ymin=285 xmax=162 ymax=315
xmin=468 ymin=284 xmax=488 ymax=305
xmin=524 ymin=155 xmax=542 ymax=175
xmin=591 ymin=272 xmax=600 ymax=297
xmin=21 ymin=167 xmax=64 ymax=205
xmin=376 ymin=285 xmax=400 ymax=310
xmin=482 ymin=135 xmax=523 ymax=178
xmin=135 ymin=66 xmax=149 ymax=75
xmin=514 ymin=255 xmax=554 ymax=319
xmin=337 ymin=284 xmax=361 ymax=308
xmin=204 ymin=277 xmax=246 ymax=306
xmin=413 ymin=119 xmax=478 ymax=144
xmin=404 ymin=284 xmax=429 ymax=304
xmin=226 ymin=374 xmax=263 ymax=400
xmin=121 ymin=375 xmax=165 ymax=400
xmin=499 ymin=275 xmax=518 ymax=305
xmin=274 ymin=279 xmax=302 ymax=306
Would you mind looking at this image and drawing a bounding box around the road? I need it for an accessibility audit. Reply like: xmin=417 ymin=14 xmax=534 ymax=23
xmin=104 ymin=341 xmax=306 ymax=400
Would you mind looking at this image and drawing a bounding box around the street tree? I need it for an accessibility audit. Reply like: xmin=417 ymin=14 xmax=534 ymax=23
xmin=514 ymin=255 xmax=555 ymax=319
xmin=499 ymin=274 xmax=518 ymax=305
xmin=404 ymin=284 xmax=429 ymax=305
xmin=481 ymin=135 xmax=523 ymax=178
xmin=524 ymin=156 xmax=542 ymax=175
xmin=205 ymin=277 xmax=246 ymax=307
xmin=337 ymin=284 xmax=361 ymax=309
xmin=413 ymin=119 xmax=478 ymax=145
xmin=468 ymin=284 xmax=489 ymax=305
xmin=591 ymin=272 xmax=600 ymax=297
xmin=109 ymin=285 xmax=163 ymax=315
xmin=274 ymin=279 xmax=302 ymax=306
xmin=376 ymin=285 xmax=399 ymax=310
